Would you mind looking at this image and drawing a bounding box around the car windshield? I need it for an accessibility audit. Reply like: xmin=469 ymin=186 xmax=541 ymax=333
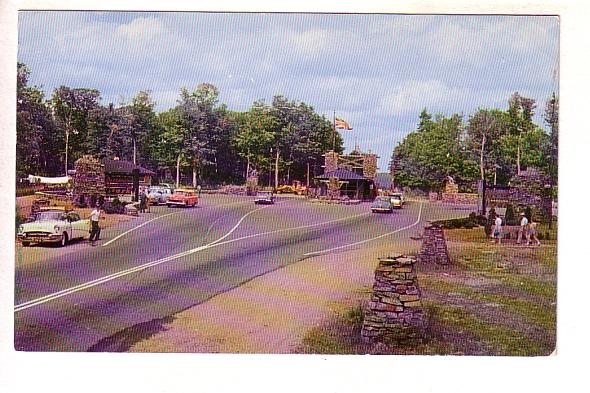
xmin=175 ymin=191 xmax=192 ymax=196
xmin=376 ymin=197 xmax=390 ymax=202
xmin=34 ymin=211 xmax=65 ymax=221
xmin=391 ymin=195 xmax=401 ymax=200
xmin=257 ymin=192 xmax=272 ymax=197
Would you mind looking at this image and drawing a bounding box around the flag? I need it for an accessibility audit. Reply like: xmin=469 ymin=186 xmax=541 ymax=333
xmin=335 ymin=118 xmax=353 ymax=130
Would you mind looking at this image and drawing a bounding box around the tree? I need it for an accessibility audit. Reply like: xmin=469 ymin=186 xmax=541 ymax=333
xmin=16 ymin=63 xmax=57 ymax=177
xmin=544 ymin=92 xmax=559 ymax=184
xmin=50 ymin=86 xmax=101 ymax=175
xmin=390 ymin=113 xmax=477 ymax=191
xmin=466 ymin=109 xmax=508 ymax=213
xmin=156 ymin=109 xmax=190 ymax=187
xmin=508 ymin=92 xmax=536 ymax=175
xmin=176 ymin=84 xmax=225 ymax=187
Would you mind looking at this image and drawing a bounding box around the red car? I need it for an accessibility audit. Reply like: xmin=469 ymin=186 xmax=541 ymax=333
xmin=166 ymin=189 xmax=198 ymax=207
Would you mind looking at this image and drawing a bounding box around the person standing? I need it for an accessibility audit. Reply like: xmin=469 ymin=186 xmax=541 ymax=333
xmin=517 ymin=212 xmax=529 ymax=244
xmin=89 ymin=203 xmax=104 ymax=246
xmin=527 ymin=220 xmax=541 ymax=246
xmin=493 ymin=214 xmax=503 ymax=244
xmin=197 ymin=184 xmax=202 ymax=198
xmin=139 ymin=191 xmax=147 ymax=213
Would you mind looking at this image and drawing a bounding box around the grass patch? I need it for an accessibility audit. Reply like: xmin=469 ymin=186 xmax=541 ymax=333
xmin=445 ymin=227 xmax=488 ymax=243
xmin=420 ymin=275 xmax=556 ymax=332
xmin=423 ymin=301 xmax=549 ymax=356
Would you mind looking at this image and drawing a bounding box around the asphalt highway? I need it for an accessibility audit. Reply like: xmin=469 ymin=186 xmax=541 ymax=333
xmin=13 ymin=194 xmax=462 ymax=352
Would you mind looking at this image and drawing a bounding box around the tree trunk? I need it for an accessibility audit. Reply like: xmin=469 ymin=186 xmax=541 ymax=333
xmin=133 ymin=137 xmax=137 ymax=165
xmin=480 ymin=134 xmax=486 ymax=181
xmin=192 ymin=161 xmax=197 ymax=188
xmin=64 ymin=128 xmax=69 ymax=176
xmin=176 ymin=155 xmax=181 ymax=188
xmin=246 ymin=157 xmax=250 ymax=180
xmin=274 ymin=149 xmax=280 ymax=189
xmin=516 ymin=139 xmax=521 ymax=175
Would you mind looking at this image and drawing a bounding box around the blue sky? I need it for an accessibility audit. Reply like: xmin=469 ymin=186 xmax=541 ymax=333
xmin=18 ymin=12 xmax=559 ymax=170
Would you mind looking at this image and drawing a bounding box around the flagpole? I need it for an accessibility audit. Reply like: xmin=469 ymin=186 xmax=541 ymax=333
xmin=332 ymin=110 xmax=336 ymax=151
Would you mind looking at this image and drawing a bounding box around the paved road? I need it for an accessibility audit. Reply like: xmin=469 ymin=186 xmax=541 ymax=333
xmin=14 ymin=195 xmax=465 ymax=352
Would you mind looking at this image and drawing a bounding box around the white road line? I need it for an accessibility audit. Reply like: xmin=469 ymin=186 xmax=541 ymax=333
xmin=14 ymin=208 xmax=368 ymax=312
xmin=302 ymin=202 xmax=424 ymax=257
xmin=101 ymin=199 xmax=252 ymax=247
xmin=101 ymin=213 xmax=177 ymax=247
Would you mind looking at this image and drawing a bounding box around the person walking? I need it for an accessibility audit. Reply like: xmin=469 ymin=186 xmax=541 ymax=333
xmin=197 ymin=184 xmax=202 ymax=198
xmin=493 ymin=214 xmax=503 ymax=244
xmin=517 ymin=212 xmax=529 ymax=244
xmin=527 ymin=220 xmax=541 ymax=246
xmin=89 ymin=203 xmax=104 ymax=246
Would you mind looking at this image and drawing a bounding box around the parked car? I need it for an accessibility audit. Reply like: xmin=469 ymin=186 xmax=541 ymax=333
xmin=147 ymin=186 xmax=172 ymax=205
xmin=371 ymin=196 xmax=394 ymax=213
xmin=17 ymin=207 xmax=90 ymax=247
xmin=390 ymin=194 xmax=403 ymax=209
xmin=390 ymin=192 xmax=405 ymax=206
xmin=254 ymin=191 xmax=275 ymax=205
xmin=167 ymin=189 xmax=198 ymax=207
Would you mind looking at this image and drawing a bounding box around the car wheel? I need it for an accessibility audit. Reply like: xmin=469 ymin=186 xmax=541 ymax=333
xmin=22 ymin=241 xmax=30 ymax=247
xmin=60 ymin=233 xmax=69 ymax=247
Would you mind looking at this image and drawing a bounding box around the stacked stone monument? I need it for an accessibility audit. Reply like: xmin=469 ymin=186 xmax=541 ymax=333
xmin=361 ymin=254 xmax=426 ymax=344
xmin=72 ymin=155 xmax=106 ymax=207
xmin=419 ymin=223 xmax=450 ymax=265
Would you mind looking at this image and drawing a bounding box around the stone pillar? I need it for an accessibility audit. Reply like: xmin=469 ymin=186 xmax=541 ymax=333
xmin=361 ymin=254 xmax=426 ymax=344
xmin=327 ymin=177 xmax=341 ymax=199
xmin=418 ymin=223 xmax=450 ymax=265
xmin=362 ymin=153 xmax=377 ymax=180
xmin=324 ymin=151 xmax=339 ymax=173
xmin=73 ymin=155 xmax=106 ymax=207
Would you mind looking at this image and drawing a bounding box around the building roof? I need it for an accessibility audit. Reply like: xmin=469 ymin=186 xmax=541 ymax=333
xmin=316 ymin=168 xmax=368 ymax=181
xmin=102 ymin=159 xmax=156 ymax=176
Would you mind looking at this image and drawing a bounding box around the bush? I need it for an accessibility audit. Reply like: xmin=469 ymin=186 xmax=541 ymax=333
xmin=505 ymin=204 xmax=515 ymax=223
xmin=103 ymin=198 xmax=125 ymax=214
xmin=525 ymin=206 xmax=533 ymax=221
xmin=433 ymin=216 xmax=481 ymax=230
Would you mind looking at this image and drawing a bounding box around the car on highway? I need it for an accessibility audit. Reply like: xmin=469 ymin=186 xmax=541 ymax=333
xmin=147 ymin=186 xmax=173 ymax=205
xmin=254 ymin=191 xmax=275 ymax=204
xmin=166 ymin=188 xmax=198 ymax=207
xmin=390 ymin=193 xmax=403 ymax=209
xmin=371 ymin=196 xmax=394 ymax=213
xmin=17 ymin=207 xmax=90 ymax=247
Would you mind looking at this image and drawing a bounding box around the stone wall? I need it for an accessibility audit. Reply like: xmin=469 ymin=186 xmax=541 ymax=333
xmin=441 ymin=192 xmax=479 ymax=204
xmin=418 ymin=223 xmax=450 ymax=265
xmin=73 ymin=155 xmax=106 ymax=207
xmin=361 ymin=254 xmax=426 ymax=344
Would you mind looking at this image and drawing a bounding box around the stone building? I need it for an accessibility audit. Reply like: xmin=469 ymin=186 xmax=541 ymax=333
xmin=315 ymin=148 xmax=379 ymax=200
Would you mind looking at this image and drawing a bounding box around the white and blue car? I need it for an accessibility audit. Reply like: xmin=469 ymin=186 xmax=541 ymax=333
xmin=17 ymin=208 xmax=90 ymax=247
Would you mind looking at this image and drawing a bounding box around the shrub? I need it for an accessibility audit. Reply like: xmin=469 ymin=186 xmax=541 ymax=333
xmin=505 ymin=204 xmax=515 ymax=223
xmin=545 ymin=232 xmax=550 ymax=241
xmin=103 ymin=198 xmax=125 ymax=214
xmin=538 ymin=232 xmax=545 ymax=240
xmin=525 ymin=206 xmax=533 ymax=222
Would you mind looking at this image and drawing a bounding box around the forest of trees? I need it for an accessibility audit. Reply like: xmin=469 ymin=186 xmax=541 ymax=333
xmin=390 ymin=92 xmax=559 ymax=193
xmin=16 ymin=63 xmax=343 ymax=187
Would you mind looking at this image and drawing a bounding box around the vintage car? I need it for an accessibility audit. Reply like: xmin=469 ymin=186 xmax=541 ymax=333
xmin=147 ymin=186 xmax=173 ymax=205
xmin=389 ymin=194 xmax=403 ymax=209
xmin=166 ymin=189 xmax=198 ymax=207
xmin=390 ymin=192 xmax=405 ymax=207
xmin=254 ymin=191 xmax=275 ymax=205
xmin=371 ymin=196 xmax=394 ymax=213
xmin=17 ymin=207 xmax=90 ymax=247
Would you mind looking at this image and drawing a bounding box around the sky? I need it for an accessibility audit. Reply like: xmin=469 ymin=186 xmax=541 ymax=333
xmin=17 ymin=12 xmax=559 ymax=170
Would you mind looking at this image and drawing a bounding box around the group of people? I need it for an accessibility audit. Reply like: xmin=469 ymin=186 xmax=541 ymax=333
xmin=492 ymin=211 xmax=541 ymax=246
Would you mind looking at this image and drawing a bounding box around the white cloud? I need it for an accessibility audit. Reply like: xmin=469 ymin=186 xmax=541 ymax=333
xmin=379 ymin=80 xmax=470 ymax=114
